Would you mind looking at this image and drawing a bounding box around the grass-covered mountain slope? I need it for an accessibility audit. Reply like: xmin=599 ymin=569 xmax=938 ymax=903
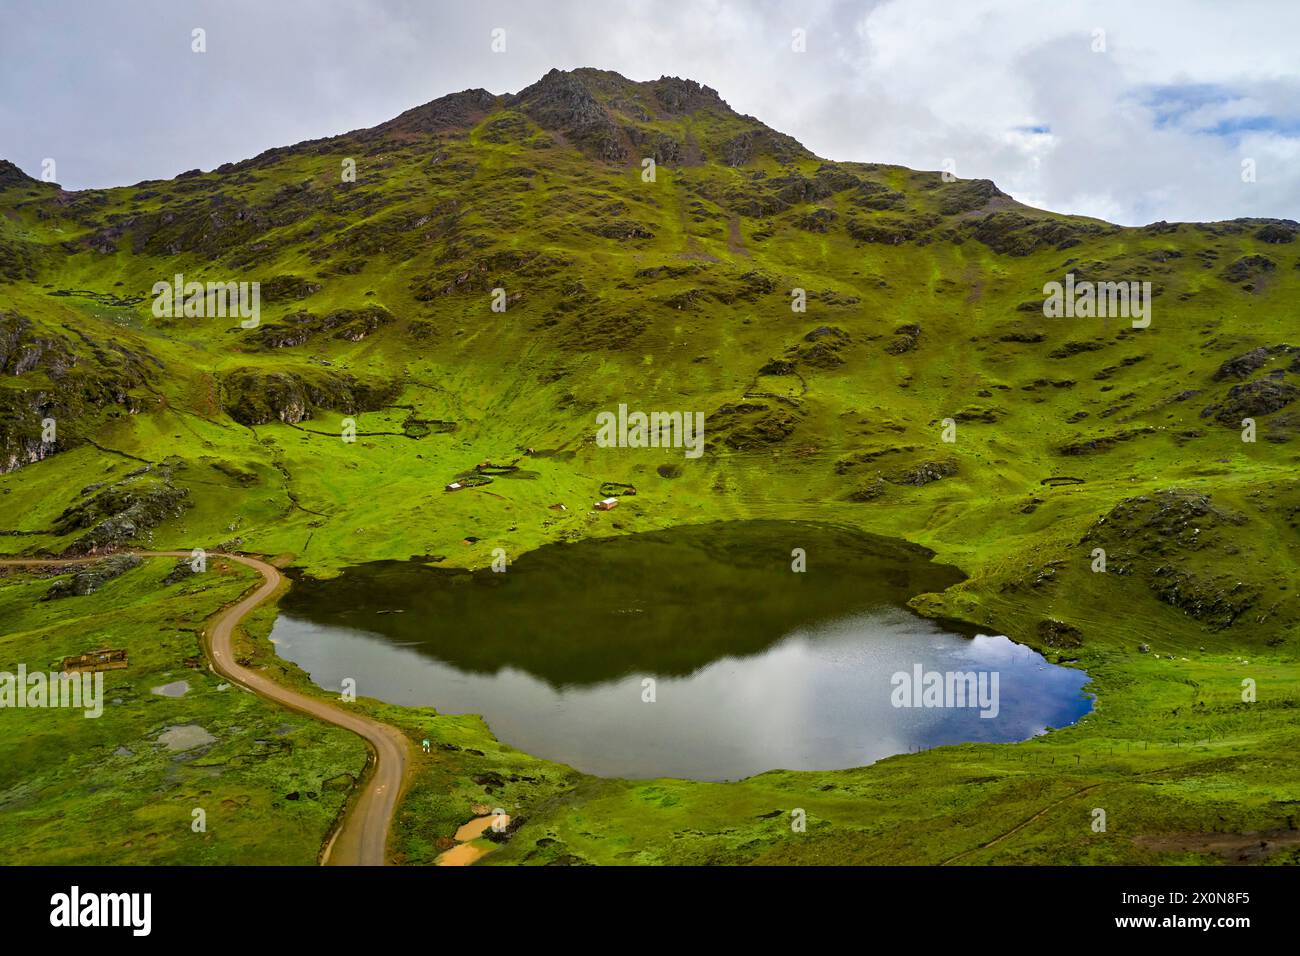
xmin=1 ymin=68 xmax=1297 ymax=864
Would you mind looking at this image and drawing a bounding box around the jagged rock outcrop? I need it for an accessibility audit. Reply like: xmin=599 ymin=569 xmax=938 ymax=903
xmin=44 ymin=554 xmax=142 ymax=599
xmin=251 ymin=305 xmax=394 ymax=348
xmin=1080 ymin=490 xmax=1263 ymax=629
xmin=52 ymin=467 xmax=190 ymax=554
xmin=219 ymin=367 xmax=396 ymax=425
xmin=1202 ymin=378 xmax=1300 ymax=424
xmin=367 ymin=88 xmax=499 ymax=138
xmin=512 ymin=69 xmax=629 ymax=162
xmin=652 ymin=76 xmax=725 ymax=114
xmin=0 ymin=159 xmax=45 ymax=190
xmin=0 ymin=311 xmax=153 ymax=474
xmin=1222 ymin=254 xmax=1276 ymax=286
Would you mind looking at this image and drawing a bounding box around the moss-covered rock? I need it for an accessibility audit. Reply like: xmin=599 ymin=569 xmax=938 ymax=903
xmin=52 ymin=470 xmax=190 ymax=553
xmin=44 ymin=554 xmax=142 ymax=599
xmin=219 ymin=367 xmax=396 ymax=425
xmin=1202 ymin=378 xmax=1300 ymax=425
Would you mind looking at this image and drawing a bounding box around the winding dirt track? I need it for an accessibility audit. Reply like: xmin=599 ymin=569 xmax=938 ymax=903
xmin=0 ymin=551 xmax=410 ymax=866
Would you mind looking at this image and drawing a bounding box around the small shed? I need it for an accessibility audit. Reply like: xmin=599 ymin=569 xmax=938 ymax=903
xmin=62 ymin=648 xmax=128 ymax=674
xmin=595 ymin=497 xmax=619 ymax=511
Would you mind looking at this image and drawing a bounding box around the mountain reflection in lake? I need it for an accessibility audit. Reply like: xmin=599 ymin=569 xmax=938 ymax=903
xmin=271 ymin=521 xmax=1092 ymax=780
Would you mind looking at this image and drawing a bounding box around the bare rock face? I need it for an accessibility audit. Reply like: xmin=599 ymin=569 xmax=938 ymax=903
xmin=0 ymin=311 xmax=153 ymax=474
xmin=1212 ymin=344 xmax=1298 ymax=381
xmin=0 ymin=311 xmax=75 ymax=377
xmin=1254 ymin=222 xmax=1296 ymax=244
xmin=44 ymin=554 xmax=143 ymax=599
xmin=1037 ymin=619 xmax=1084 ymax=648
xmin=52 ymin=469 xmax=190 ymax=554
xmin=936 ymin=178 xmax=1006 ymax=215
xmin=625 ymin=126 xmax=682 ymax=164
xmin=652 ymin=76 xmax=724 ymax=114
xmin=965 ymin=211 xmax=1108 ymax=256
xmin=222 ymin=370 xmax=309 ymax=424
xmin=512 ymin=69 xmax=628 ymax=162
xmin=1222 ymin=253 xmax=1276 ymax=286
xmin=885 ymin=324 xmax=921 ymax=355
xmin=0 ymin=159 xmax=44 ymax=190
xmin=795 ymin=208 xmax=837 ymax=233
xmin=251 ymin=305 xmax=393 ymax=349
xmin=1214 ymin=346 xmax=1273 ymax=381
xmin=368 ymin=88 xmax=498 ymax=138
xmin=1 ymin=429 xmax=58 ymax=475
xmin=219 ymin=367 xmax=396 ymax=425
xmin=1202 ymin=378 xmax=1300 ymax=424
xmin=887 ymin=458 xmax=958 ymax=486
xmin=720 ymin=129 xmax=806 ymax=168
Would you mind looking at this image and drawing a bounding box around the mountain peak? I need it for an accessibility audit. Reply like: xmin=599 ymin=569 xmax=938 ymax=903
xmin=511 ymin=67 xmax=732 ymax=119
xmin=493 ymin=67 xmax=806 ymax=166
xmin=509 ymin=68 xmax=633 ymax=161
xmin=335 ymin=68 xmax=810 ymax=168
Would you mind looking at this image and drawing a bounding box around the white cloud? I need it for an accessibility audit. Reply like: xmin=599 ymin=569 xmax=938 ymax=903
xmin=0 ymin=0 xmax=1296 ymax=225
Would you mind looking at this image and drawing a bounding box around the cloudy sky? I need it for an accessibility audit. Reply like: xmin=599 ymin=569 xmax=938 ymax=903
xmin=3 ymin=0 xmax=1298 ymax=225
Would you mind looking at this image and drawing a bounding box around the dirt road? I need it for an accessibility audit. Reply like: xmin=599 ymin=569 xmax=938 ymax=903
xmin=0 ymin=551 xmax=411 ymax=866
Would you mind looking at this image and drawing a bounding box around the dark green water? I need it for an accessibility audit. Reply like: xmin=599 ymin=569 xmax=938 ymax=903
xmin=271 ymin=521 xmax=1092 ymax=780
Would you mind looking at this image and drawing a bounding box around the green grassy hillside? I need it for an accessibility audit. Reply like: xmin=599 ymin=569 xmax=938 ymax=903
xmin=0 ymin=557 xmax=366 ymax=863
xmin=1 ymin=68 xmax=1297 ymax=864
